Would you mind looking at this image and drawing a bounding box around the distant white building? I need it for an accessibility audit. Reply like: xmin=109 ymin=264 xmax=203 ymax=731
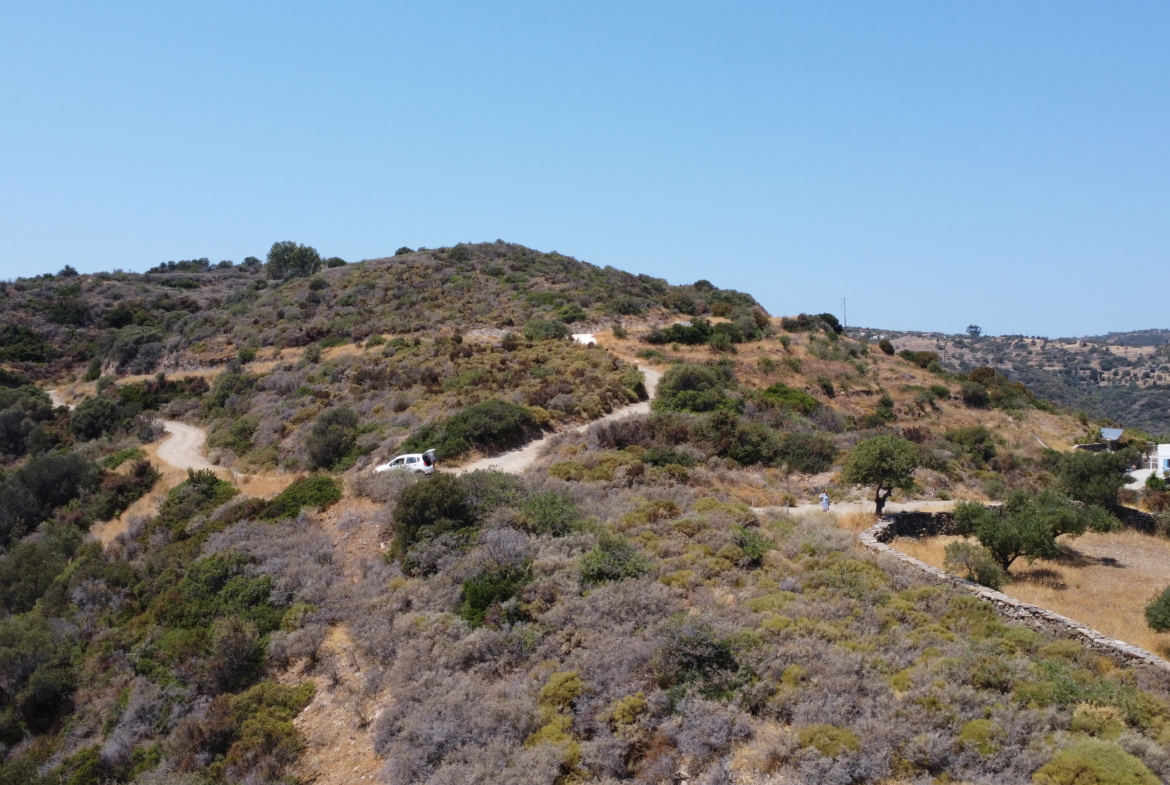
xmin=1153 ymin=444 xmax=1170 ymax=478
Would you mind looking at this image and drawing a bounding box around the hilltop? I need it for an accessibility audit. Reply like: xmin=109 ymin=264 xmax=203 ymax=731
xmin=2 ymin=242 xmax=1170 ymax=785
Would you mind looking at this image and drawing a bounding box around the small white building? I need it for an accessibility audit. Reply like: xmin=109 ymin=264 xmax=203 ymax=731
xmin=1153 ymin=444 xmax=1170 ymax=478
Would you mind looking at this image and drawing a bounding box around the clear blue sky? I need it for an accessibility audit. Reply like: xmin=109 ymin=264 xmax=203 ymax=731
xmin=2 ymin=2 xmax=1167 ymax=337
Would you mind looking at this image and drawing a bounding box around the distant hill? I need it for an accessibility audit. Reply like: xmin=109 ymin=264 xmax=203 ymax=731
xmin=858 ymin=327 xmax=1170 ymax=437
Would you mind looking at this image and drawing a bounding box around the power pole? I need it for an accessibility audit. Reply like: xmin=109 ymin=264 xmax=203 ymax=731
xmin=842 ymin=298 xmax=847 ymax=331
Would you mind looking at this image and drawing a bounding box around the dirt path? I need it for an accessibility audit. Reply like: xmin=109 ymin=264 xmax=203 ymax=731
xmin=452 ymin=367 xmax=662 ymax=475
xmin=754 ymin=499 xmax=959 ymax=518
xmin=156 ymin=420 xmax=216 ymax=471
xmin=50 ymin=388 xmax=295 ymax=544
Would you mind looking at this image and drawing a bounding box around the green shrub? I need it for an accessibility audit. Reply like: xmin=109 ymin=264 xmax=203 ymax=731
xmin=796 ymin=724 xmax=860 ymax=758
xmin=961 ymin=381 xmax=991 ymax=408
xmin=69 ymin=396 xmax=125 ymax=440
xmin=461 ymin=469 xmax=527 ymax=522
xmin=1145 ymin=585 xmax=1170 ymax=632
xmin=732 ymin=525 xmax=775 ymax=568
xmin=956 ymin=719 xmax=999 ymax=754
xmin=653 ymin=363 xmax=740 ymax=414
xmin=237 ymin=346 xmax=257 ymax=363
xmin=459 ymin=567 xmax=531 ymax=627
xmin=776 ymin=432 xmax=837 ymax=474
xmin=898 ymin=350 xmax=939 ymax=369
xmin=929 ymin=383 xmax=950 ymax=399
xmin=611 ymin=324 xmax=628 ymax=339
xmin=401 ymin=400 xmax=540 ymax=461
xmin=1032 ymin=739 xmax=1157 ymax=785
xmin=758 ymin=383 xmax=820 ymax=414
xmin=0 ymin=325 xmax=55 ymax=363
xmin=581 ymin=533 xmax=653 ymax=585
xmin=260 ymin=476 xmax=341 ymax=520
xmin=305 ymin=407 xmax=359 ymax=469
xmin=266 ymin=241 xmax=322 ymax=280
xmin=641 ymin=446 xmax=695 ymax=468
xmin=815 ymin=376 xmax=835 ymax=398
xmin=523 ymin=319 xmax=571 ymax=341
xmin=392 ymin=474 xmax=472 ymax=555
xmin=644 ymin=319 xmax=713 ymax=346
xmin=878 ymin=338 xmax=895 ymax=355
xmin=944 ymin=540 xmax=1006 ymax=590
xmin=518 ymin=492 xmax=580 ymax=536
xmin=557 ymin=303 xmax=587 ymax=323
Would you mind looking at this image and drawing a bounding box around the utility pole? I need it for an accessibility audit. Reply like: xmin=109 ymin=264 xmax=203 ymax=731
xmin=842 ymin=298 xmax=847 ymax=331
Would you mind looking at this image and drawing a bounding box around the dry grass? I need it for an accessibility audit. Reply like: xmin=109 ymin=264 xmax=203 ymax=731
xmin=891 ymin=531 xmax=1170 ymax=657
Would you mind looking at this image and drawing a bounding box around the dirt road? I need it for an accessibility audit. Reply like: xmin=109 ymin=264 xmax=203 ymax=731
xmin=754 ymin=499 xmax=959 ymax=518
xmin=50 ymin=389 xmax=216 ymax=473
xmin=453 ymin=367 xmax=662 ymax=475
xmin=156 ymin=420 xmax=216 ymax=471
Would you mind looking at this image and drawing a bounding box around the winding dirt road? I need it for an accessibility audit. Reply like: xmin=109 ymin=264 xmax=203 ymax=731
xmin=453 ymin=367 xmax=662 ymax=475
xmin=50 ymin=389 xmax=215 ymax=473
xmin=156 ymin=421 xmax=216 ymax=471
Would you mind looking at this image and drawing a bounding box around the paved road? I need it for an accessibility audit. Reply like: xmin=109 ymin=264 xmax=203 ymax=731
xmin=453 ymin=367 xmax=662 ymax=475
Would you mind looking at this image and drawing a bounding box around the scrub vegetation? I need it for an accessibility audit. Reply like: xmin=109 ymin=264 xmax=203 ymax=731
xmin=3 ymin=242 xmax=1170 ymax=783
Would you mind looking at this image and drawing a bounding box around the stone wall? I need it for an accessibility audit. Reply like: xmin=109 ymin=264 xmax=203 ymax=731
xmin=861 ymin=513 xmax=1170 ymax=677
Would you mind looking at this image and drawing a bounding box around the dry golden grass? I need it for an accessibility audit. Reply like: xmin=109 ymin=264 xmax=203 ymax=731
xmin=891 ymin=531 xmax=1170 ymax=657
xmin=836 ymin=510 xmax=879 ymax=533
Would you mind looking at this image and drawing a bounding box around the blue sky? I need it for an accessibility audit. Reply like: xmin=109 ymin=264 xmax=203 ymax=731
xmin=1 ymin=2 xmax=1167 ymax=337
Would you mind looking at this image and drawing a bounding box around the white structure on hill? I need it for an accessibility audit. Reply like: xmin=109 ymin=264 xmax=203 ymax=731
xmin=1153 ymin=444 xmax=1170 ymax=479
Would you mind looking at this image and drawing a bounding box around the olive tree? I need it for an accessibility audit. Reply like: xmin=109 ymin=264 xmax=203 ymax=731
xmin=840 ymin=435 xmax=920 ymax=515
xmin=953 ymin=489 xmax=1115 ymax=572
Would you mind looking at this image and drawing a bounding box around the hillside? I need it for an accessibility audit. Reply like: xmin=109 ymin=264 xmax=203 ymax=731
xmin=870 ymin=327 xmax=1170 ymax=437
xmin=2 ymin=243 xmax=1170 ymax=785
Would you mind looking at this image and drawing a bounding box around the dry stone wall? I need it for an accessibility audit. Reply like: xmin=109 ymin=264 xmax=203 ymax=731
xmin=862 ymin=513 xmax=1170 ymax=677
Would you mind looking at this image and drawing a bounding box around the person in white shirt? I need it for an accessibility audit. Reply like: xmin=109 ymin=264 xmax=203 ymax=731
xmin=819 ymin=492 xmax=830 ymax=512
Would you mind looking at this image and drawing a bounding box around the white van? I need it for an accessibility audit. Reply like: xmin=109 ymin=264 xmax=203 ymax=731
xmin=373 ymin=449 xmax=436 ymax=475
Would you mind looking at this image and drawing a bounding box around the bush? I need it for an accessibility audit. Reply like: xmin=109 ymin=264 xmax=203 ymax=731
xmin=557 ymin=303 xmax=587 ymax=323
xmin=69 ymin=395 xmax=125 ymax=440
xmin=324 ymin=256 xmax=347 ymax=268
xmin=1032 ymin=739 xmax=1157 ymax=785
xmin=459 ymin=567 xmax=531 ymax=627
xmin=580 ymin=534 xmax=653 ymax=585
xmin=943 ymin=541 xmax=1006 ymax=589
xmin=653 ymin=363 xmax=739 ymax=414
xmin=1145 ymin=585 xmax=1170 ymax=632
xmin=878 ymin=338 xmax=895 ymax=355
xmin=266 ymin=241 xmax=322 ymax=280
xmin=758 ymin=383 xmax=820 ymax=415
xmin=518 ymin=492 xmax=580 ymax=536
xmin=775 ymin=432 xmax=837 ymax=474
xmin=523 ymin=319 xmax=571 ymax=341
xmin=796 ymin=724 xmax=860 ymax=758
xmin=1057 ymin=449 xmax=1133 ymax=509
xmin=960 ymin=381 xmax=991 ymax=408
xmin=0 ymin=451 xmax=100 ymax=544
xmin=402 ymin=400 xmax=540 ymax=461
xmin=305 ymin=407 xmax=359 ymax=469
xmin=898 ymin=350 xmax=939 ymax=369
xmin=392 ymin=474 xmax=472 ymax=555
xmin=461 ymin=470 xmax=527 ymax=522
xmin=260 ymin=476 xmax=341 ymax=520
xmin=732 ymin=526 xmax=775 ymax=568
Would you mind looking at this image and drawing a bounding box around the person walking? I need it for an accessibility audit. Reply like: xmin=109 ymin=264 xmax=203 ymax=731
xmin=819 ymin=492 xmax=830 ymax=512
